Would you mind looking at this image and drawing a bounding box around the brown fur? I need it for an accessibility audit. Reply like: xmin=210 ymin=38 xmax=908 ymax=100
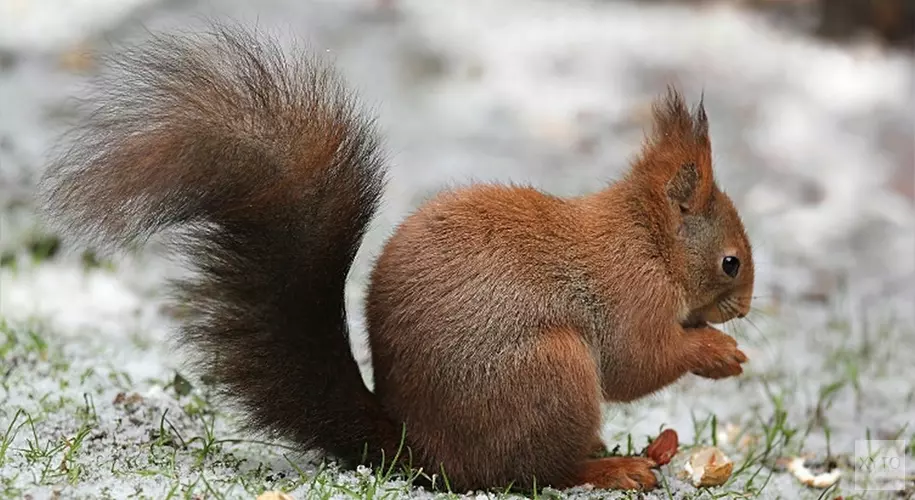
xmin=40 ymin=25 xmax=754 ymax=493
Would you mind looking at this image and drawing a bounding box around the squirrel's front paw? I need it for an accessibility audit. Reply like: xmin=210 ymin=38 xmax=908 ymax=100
xmin=686 ymin=326 xmax=747 ymax=379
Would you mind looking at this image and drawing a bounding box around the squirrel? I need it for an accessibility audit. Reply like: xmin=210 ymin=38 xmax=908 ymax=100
xmin=39 ymin=25 xmax=754 ymax=493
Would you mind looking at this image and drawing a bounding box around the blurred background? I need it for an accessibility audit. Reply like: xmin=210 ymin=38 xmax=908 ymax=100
xmin=0 ymin=0 xmax=913 ymax=495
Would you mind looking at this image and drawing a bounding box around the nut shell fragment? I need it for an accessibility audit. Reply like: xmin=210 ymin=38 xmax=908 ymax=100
xmin=645 ymin=429 xmax=679 ymax=466
xmin=786 ymin=457 xmax=841 ymax=488
xmin=683 ymin=446 xmax=733 ymax=487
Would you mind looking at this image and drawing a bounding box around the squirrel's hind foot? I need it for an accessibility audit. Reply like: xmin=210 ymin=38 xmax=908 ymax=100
xmin=572 ymin=457 xmax=658 ymax=491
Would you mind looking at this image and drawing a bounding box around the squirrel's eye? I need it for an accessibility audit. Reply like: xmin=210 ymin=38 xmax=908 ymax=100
xmin=722 ymin=256 xmax=740 ymax=278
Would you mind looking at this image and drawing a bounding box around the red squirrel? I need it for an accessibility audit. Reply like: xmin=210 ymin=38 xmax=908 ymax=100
xmin=39 ymin=25 xmax=754 ymax=492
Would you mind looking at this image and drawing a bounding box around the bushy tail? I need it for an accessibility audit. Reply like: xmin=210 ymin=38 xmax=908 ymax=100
xmin=39 ymin=24 xmax=401 ymax=465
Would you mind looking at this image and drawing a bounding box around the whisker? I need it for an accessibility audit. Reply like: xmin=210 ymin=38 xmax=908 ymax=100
xmin=747 ymin=308 xmax=774 ymax=320
xmin=728 ymin=296 xmax=764 ymax=343
xmin=741 ymin=314 xmax=763 ymax=335
xmin=716 ymin=302 xmax=733 ymax=334
xmin=727 ymin=317 xmax=746 ymax=339
xmin=719 ymin=300 xmax=751 ymax=341
xmin=741 ymin=312 xmax=775 ymax=350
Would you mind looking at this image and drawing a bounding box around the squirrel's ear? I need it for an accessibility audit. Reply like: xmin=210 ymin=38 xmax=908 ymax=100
xmin=634 ymin=87 xmax=714 ymax=211
xmin=667 ymin=162 xmax=700 ymax=212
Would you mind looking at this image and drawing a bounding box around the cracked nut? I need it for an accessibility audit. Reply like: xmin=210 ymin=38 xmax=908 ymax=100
xmin=683 ymin=446 xmax=733 ymax=487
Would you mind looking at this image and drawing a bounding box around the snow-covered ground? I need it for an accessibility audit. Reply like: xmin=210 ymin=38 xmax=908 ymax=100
xmin=1 ymin=0 xmax=913 ymax=498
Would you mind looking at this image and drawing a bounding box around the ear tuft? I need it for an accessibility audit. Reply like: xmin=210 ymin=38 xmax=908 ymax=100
xmin=651 ymin=86 xmax=692 ymax=141
xmin=651 ymin=85 xmax=709 ymax=145
xmin=694 ymin=90 xmax=709 ymax=141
